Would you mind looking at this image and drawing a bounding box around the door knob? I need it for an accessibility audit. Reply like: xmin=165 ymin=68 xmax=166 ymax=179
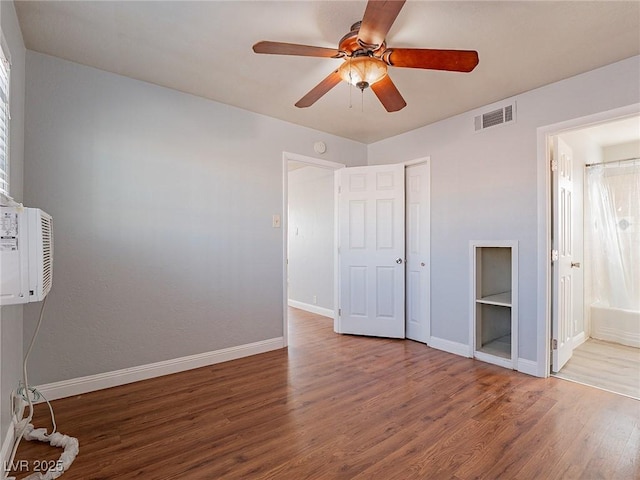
xmin=571 ymin=262 xmax=581 ymax=268
xmin=421 ymin=262 xmax=426 ymax=267
xmin=396 ymin=258 xmax=403 ymax=264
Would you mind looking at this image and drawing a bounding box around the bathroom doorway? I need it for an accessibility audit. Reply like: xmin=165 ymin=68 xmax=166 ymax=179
xmin=551 ymin=115 xmax=640 ymax=399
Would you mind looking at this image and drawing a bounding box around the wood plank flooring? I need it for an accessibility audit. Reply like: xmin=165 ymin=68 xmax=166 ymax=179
xmin=554 ymin=338 xmax=640 ymax=399
xmin=11 ymin=308 xmax=640 ymax=479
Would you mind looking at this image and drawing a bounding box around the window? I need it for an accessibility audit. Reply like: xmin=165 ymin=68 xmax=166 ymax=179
xmin=0 ymin=43 xmax=9 ymax=197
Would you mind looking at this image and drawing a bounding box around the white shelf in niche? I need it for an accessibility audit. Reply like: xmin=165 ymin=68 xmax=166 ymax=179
xmin=476 ymin=291 xmax=512 ymax=307
xmin=470 ymin=241 xmax=518 ymax=370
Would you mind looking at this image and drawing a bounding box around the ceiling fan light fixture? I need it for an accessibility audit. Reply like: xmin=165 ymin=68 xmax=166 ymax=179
xmin=338 ymin=56 xmax=388 ymax=90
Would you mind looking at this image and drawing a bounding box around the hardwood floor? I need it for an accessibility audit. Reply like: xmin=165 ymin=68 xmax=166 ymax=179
xmin=11 ymin=308 xmax=640 ymax=479
xmin=554 ymin=338 xmax=640 ymax=399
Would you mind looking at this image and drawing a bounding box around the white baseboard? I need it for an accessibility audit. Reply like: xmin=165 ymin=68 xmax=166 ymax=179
xmin=287 ymin=299 xmax=334 ymax=319
xmin=36 ymin=337 xmax=284 ymax=402
xmin=428 ymin=336 xmax=472 ymax=358
xmin=1 ymin=394 xmax=26 ymax=480
xmin=1 ymin=419 xmax=16 ymax=479
xmin=573 ymin=331 xmax=587 ymax=348
xmin=427 ymin=338 xmax=541 ymax=378
xmin=474 ymin=350 xmax=515 ymax=370
xmin=517 ymin=358 xmax=540 ymax=377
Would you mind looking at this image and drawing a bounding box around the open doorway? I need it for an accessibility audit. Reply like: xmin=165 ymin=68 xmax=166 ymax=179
xmin=549 ymin=115 xmax=640 ymax=398
xmin=282 ymin=152 xmax=344 ymax=346
xmin=282 ymin=154 xmax=431 ymax=347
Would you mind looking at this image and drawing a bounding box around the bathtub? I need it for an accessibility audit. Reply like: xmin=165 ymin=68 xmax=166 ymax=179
xmin=591 ymin=303 xmax=640 ymax=348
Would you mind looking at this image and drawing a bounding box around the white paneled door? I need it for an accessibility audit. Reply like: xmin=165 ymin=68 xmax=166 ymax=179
xmin=336 ymin=164 xmax=405 ymax=338
xmin=552 ymin=137 xmax=575 ymax=372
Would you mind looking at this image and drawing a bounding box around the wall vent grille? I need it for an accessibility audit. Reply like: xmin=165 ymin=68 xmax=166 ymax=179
xmin=474 ymin=102 xmax=516 ymax=132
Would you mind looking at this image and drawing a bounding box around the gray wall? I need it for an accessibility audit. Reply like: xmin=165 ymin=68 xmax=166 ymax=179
xmin=14 ymin=33 xmax=640 ymax=395
xmin=1 ymin=0 xmax=26 ymax=446
xmin=287 ymin=166 xmax=334 ymax=310
xmin=368 ymin=56 xmax=640 ymax=363
xmin=23 ymin=52 xmax=366 ymax=385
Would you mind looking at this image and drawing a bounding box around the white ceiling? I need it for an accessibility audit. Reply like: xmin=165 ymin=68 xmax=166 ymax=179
xmin=561 ymin=115 xmax=640 ymax=149
xmin=14 ymin=1 xmax=640 ymax=144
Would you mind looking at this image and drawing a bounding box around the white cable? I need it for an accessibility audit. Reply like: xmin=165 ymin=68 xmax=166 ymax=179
xmin=7 ymin=295 xmax=48 ymax=470
xmin=15 ymin=386 xmax=57 ymax=436
xmin=21 ymin=424 xmax=79 ymax=480
xmin=5 ymin=296 xmax=79 ymax=479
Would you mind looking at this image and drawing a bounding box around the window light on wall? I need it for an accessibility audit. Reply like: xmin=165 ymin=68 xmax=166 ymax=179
xmin=0 ymin=42 xmax=10 ymax=197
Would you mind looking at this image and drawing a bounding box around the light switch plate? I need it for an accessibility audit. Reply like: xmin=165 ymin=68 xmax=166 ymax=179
xmin=272 ymin=214 xmax=281 ymax=228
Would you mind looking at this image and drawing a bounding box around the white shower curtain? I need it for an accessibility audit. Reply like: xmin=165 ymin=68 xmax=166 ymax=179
xmin=586 ymin=160 xmax=640 ymax=311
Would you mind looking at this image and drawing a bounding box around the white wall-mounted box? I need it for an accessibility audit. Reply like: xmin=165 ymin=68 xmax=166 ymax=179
xmin=1 ymin=207 xmax=53 ymax=305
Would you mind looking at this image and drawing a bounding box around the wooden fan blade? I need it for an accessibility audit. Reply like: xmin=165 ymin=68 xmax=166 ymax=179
xmin=358 ymin=0 xmax=406 ymax=50
xmin=371 ymin=75 xmax=406 ymax=112
xmin=295 ymin=70 xmax=342 ymax=108
xmin=385 ymin=48 xmax=479 ymax=72
xmin=253 ymin=41 xmax=342 ymax=58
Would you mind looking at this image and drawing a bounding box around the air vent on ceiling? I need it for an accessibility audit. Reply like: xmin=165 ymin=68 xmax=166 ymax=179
xmin=474 ymin=102 xmax=516 ymax=132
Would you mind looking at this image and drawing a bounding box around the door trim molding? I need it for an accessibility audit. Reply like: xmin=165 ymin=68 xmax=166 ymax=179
xmin=282 ymin=152 xmax=345 ymax=347
xmin=536 ymin=103 xmax=640 ymax=378
xmin=404 ymin=156 xmax=430 ymax=167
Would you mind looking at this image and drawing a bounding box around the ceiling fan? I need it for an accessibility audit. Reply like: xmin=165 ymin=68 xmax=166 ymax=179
xmin=252 ymin=0 xmax=479 ymax=112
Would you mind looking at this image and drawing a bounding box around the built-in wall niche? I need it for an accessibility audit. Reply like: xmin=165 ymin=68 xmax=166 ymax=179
xmin=470 ymin=241 xmax=518 ymax=369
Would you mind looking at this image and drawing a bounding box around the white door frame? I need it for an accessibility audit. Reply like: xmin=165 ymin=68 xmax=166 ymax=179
xmin=282 ymin=152 xmax=345 ymax=347
xmin=536 ymin=103 xmax=640 ymax=377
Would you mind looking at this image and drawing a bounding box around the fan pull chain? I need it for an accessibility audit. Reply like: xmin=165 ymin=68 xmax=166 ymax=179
xmin=349 ymin=82 xmax=353 ymax=109
xmin=361 ymin=89 xmax=364 ymax=112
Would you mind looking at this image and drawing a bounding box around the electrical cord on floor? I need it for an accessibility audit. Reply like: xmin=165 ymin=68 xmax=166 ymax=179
xmin=15 ymin=385 xmax=57 ymax=439
xmin=5 ymin=296 xmax=79 ymax=480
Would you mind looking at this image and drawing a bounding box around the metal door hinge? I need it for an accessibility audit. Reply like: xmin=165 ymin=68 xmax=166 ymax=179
xmin=338 ymin=308 xmax=341 ymax=316
xmin=551 ymin=159 xmax=558 ymax=172
xmin=551 ymin=249 xmax=559 ymax=262
xmin=552 ymin=339 xmax=558 ymax=350
xmin=338 ymin=186 xmax=342 ymax=194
